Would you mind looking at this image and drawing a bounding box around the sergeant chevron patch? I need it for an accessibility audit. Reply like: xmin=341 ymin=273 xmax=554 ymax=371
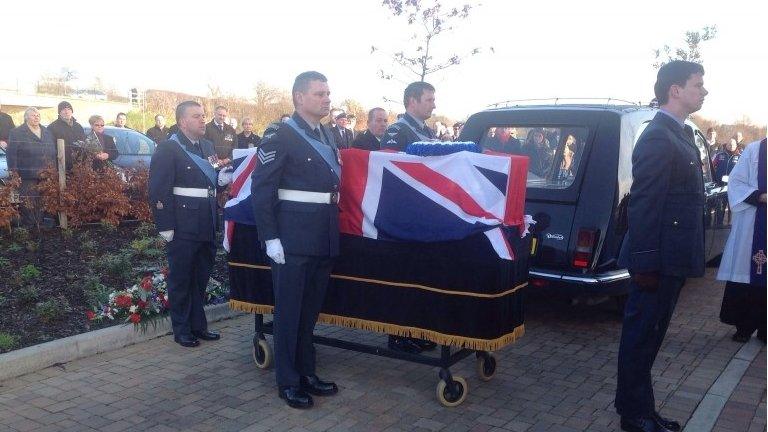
xmin=257 ymin=148 xmax=276 ymax=164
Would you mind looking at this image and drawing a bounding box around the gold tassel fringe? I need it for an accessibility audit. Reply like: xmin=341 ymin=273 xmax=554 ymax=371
xmin=229 ymin=299 xmax=524 ymax=352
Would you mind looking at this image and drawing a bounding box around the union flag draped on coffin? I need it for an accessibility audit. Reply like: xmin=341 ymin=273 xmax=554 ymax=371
xmin=227 ymin=147 xmax=530 ymax=350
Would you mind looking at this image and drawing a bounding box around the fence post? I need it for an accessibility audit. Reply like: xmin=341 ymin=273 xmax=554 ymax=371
xmin=56 ymin=138 xmax=68 ymax=229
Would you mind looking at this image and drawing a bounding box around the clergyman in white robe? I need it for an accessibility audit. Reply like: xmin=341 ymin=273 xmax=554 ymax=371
xmin=717 ymin=139 xmax=766 ymax=341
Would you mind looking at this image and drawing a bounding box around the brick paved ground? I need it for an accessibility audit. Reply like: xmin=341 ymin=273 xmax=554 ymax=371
xmin=0 ymin=268 xmax=764 ymax=432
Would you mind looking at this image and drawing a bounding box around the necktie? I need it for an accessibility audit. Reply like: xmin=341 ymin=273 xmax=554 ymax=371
xmin=220 ymin=124 xmax=224 ymax=132
xmin=315 ymin=128 xmax=326 ymax=145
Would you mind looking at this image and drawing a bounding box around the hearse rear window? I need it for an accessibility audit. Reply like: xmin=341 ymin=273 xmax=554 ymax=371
xmin=479 ymin=126 xmax=589 ymax=189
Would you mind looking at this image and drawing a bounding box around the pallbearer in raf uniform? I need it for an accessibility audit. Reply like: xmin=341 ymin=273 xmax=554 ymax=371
xmin=381 ymin=81 xmax=438 ymax=354
xmin=381 ymin=81 xmax=437 ymax=152
xmin=250 ymin=71 xmax=341 ymax=409
xmin=615 ymin=61 xmax=708 ymax=432
xmin=148 ymin=101 xmax=233 ymax=348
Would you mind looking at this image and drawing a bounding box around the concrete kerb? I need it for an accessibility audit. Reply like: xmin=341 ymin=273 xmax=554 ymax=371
xmin=0 ymin=303 xmax=244 ymax=381
xmin=682 ymin=338 xmax=763 ymax=432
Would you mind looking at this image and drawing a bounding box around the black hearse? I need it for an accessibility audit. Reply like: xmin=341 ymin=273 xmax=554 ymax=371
xmin=460 ymin=102 xmax=729 ymax=301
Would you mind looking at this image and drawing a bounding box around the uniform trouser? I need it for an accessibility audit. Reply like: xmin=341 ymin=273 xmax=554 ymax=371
xmin=166 ymin=238 xmax=215 ymax=337
xmin=615 ymin=275 xmax=685 ymax=418
xmin=271 ymin=254 xmax=334 ymax=388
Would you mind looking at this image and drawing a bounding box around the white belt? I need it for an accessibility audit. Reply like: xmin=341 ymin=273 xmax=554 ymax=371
xmin=173 ymin=187 xmax=216 ymax=198
xmin=278 ymin=189 xmax=338 ymax=204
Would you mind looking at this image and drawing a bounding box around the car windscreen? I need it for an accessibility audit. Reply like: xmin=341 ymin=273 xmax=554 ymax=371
xmin=479 ymin=126 xmax=589 ymax=189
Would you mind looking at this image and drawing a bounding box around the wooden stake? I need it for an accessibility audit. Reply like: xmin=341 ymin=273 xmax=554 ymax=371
xmin=56 ymin=139 xmax=67 ymax=229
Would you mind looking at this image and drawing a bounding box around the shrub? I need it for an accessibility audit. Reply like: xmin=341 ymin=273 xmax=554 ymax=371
xmin=97 ymin=253 xmax=133 ymax=280
xmin=83 ymin=276 xmax=111 ymax=307
xmin=35 ymin=296 xmax=72 ymax=323
xmin=133 ymin=222 xmax=155 ymax=239
xmin=130 ymin=238 xmax=154 ymax=256
xmin=0 ymin=257 xmax=9 ymax=268
xmin=37 ymin=158 xmax=131 ymax=227
xmin=6 ymin=243 xmax=22 ymax=253
xmin=17 ymin=286 xmax=40 ymax=305
xmin=11 ymin=227 xmax=30 ymax=243
xmin=0 ymin=172 xmax=22 ymax=232
xmin=61 ymin=228 xmax=74 ymax=239
xmin=0 ymin=333 xmax=18 ymax=351
xmin=20 ymin=264 xmax=41 ymax=281
xmin=81 ymin=240 xmax=97 ymax=254
xmin=125 ymin=166 xmax=152 ymax=222
xmin=24 ymin=241 xmax=38 ymax=253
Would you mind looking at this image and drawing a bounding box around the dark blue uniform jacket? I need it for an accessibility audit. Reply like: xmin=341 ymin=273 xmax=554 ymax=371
xmin=619 ymin=112 xmax=706 ymax=278
xmin=381 ymin=113 xmax=433 ymax=152
xmin=250 ymin=113 xmax=341 ymax=257
xmin=148 ymin=133 xmax=219 ymax=243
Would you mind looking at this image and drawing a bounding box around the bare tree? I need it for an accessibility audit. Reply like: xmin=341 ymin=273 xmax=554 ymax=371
xmin=653 ymin=26 xmax=717 ymax=69
xmin=372 ymin=0 xmax=490 ymax=83
xmin=36 ymin=67 xmax=79 ymax=96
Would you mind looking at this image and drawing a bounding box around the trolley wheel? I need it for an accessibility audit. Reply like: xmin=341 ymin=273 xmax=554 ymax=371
xmin=436 ymin=376 xmax=468 ymax=407
xmin=476 ymin=352 xmax=497 ymax=381
xmin=252 ymin=338 xmax=272 ymax=369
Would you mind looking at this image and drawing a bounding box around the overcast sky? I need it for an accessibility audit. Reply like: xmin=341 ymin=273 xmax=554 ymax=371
xmin=2 ymin=0 xmax=766 ymax=125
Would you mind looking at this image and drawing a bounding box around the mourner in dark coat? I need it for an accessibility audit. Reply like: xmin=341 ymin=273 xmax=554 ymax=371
xmin=329 ymin=112 xmax=353 ymax=149
xmin=484 ymin=127 xmax=522 ymax=154
xmin=7 ymin=108 xmax=56 ymax=180
xmin=351 ymin=107 xmax=388 ymax=151
xmin=84 ymin=115 xmax=119 ymax=170
xmin=251 ymin=71 xmax=341 ymax=409
xmin=47 ymin=101 xmax=87 ymax=171
xmin=204 ymin=105 xmax=238 ymax=160
xmin=149 ymin=101 xmax=231 ymax=349
xmin=0 ymin=105 xmax=15 ymax=149
xmin=237 ymin=118 xmax=261 ymax=148
xmin=7 ymin=107 xmax=57 ymax=224
xmin=146 ymin=115 xmax=170 ymax=143
xmin=615 ymin=61 xmax=708 ymax=432
xmin=351 ymin=130 xmax=380 ymax=151
xmin=382 ymin=82 xmax=436 ymax=152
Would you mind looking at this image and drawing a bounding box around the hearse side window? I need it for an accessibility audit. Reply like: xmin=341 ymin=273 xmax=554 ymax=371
xmin=480 ymin=126 xmax=589 ymax=190
xmin=694 ymin=130 xmax=714 ymax=184
xmin=633 ymin=121 xmax=713 ymax=184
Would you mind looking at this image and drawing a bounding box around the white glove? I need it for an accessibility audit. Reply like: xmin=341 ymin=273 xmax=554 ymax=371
xmin=520 ymin=215 xmax=536 ymax=238
xmin=159 ymin=230 xmax=174 ymax=242
xmin=265 ymin=238 xmax=285 ymax=264
xmin=218 ymin=167 xmax=233 ymax=186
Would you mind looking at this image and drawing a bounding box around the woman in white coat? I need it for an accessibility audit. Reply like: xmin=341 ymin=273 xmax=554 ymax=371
xmin=717 ymin=138 xmax=766 ymax=342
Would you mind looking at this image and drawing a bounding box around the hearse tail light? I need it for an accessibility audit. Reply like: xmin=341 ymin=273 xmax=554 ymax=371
xmin=573 ymin=229 xmax=597 ymax=268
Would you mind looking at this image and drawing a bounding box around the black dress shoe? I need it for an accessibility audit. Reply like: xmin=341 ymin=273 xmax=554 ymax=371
xmin=652 ymin=411 xmax=680 ymax=432
xmin=732 ymin=331 xmax=751 ymax=343
xmin=173 ymin=335 xmax=200 ymax=348
xmin=413 ymin=338 xmax=437 ymax=351
xmin=191 ymin=330 xmax=220 ymax=341
xmin=620 ymin=416 xmax=657 ymax=432
xmin=300 ymin=375 xmax=338 ymax=396
xmin=388 ymin=336 xmax=422 ymax=354
xmin=278 ymin=386 xmax=313 ymax=409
